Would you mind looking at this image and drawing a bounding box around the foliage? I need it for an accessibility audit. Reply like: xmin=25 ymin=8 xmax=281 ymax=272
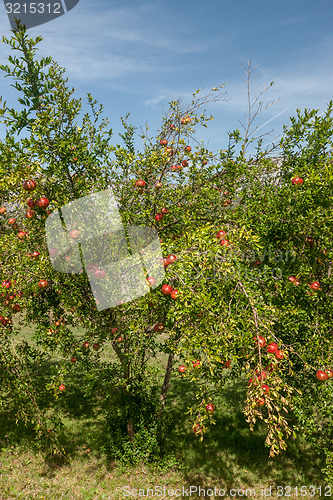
xmin=0 ymin=21 xmax=332 ymax=480
xmin=102 ymin=380 xmax=161 ymax=465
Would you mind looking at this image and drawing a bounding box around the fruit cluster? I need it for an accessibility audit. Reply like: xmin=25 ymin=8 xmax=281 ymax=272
xmin=316 ymin=369 xmax=333 ymax=381
xmin=254 ymin=335 xmax=284 ymax=360
xmin=215 ymin=229 xmax=230 ymax=247
xmin=161 ymin=284 xmax=179 ymax=299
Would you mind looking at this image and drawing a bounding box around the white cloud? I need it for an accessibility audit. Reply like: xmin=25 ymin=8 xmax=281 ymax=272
xmin=279 ymin=15 xmax=313 ymax=25
xmin=0 ymin=1 xmax=214 ymax=86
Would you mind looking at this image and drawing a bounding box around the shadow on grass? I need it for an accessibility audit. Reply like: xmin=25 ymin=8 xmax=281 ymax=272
xmin=160 ymin=373 xmax=325 ymax=488
xmin=0 ymin=410 xmax=36 ymax=448
xmin=0 ymin=357 xmax=104 ymax=465
xmin=0 ymin=361 xmax=326 ymax=487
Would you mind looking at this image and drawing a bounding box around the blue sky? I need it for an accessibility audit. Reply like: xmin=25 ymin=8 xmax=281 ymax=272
xmin=0 ymin=0 xmax=332 ymax=158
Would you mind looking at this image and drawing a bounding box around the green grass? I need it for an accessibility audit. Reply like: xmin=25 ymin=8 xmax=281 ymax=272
xmin=0 ymin=317 xmax=329 ymax=499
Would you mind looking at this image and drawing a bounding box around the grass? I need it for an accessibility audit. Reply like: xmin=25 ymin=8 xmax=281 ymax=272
xmin=0 ymin=317 xmax=329 ymax=499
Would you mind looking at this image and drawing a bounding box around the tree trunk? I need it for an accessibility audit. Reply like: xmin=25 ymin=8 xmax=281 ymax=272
xmin=158 ymin=351 xmax=174 ymax=420
xmin=107 ymin=316 xmax=133 ymax=440
xmin=127 ymin=421 xmax=135 ymax=441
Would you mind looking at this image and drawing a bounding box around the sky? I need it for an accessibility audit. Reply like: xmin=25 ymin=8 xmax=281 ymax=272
xmin=0 ymin=0 xmax=332 ymax=159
